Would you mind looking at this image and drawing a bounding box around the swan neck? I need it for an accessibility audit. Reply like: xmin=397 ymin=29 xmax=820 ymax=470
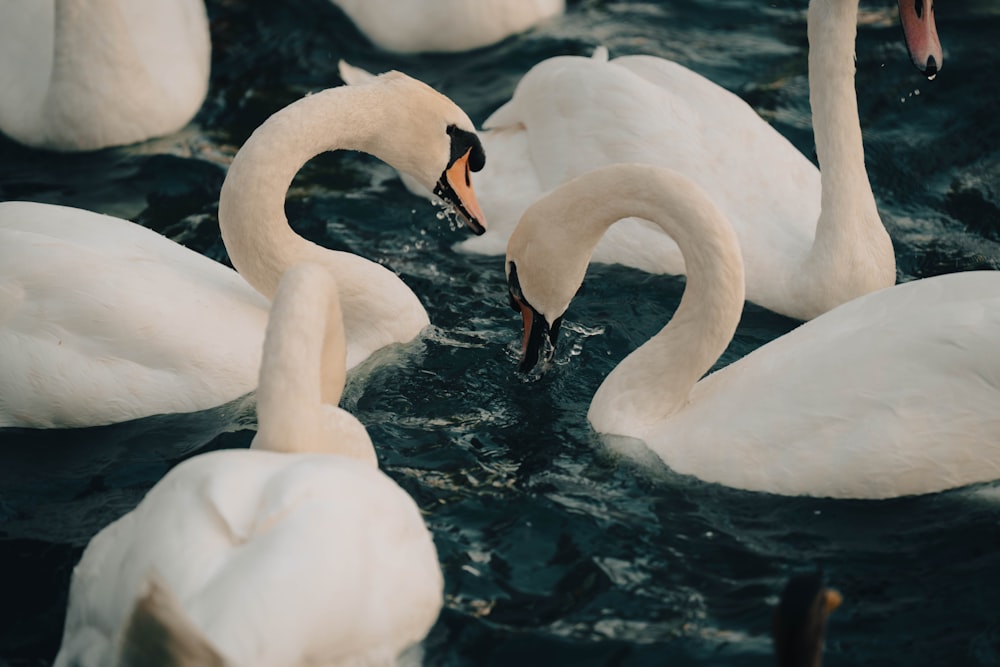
xmin=521 ymin=166 xmax=745 ymax=430
xmin=807 ymin=0 xmax=878 ymax=245
xmin=217 ymin=86 xmax=394 ymax=299
xmin=253 ymin=265 xmax=349 ymax=455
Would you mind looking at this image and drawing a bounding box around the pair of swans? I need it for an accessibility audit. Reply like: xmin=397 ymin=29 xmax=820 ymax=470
xmin=0 ymin=71 xmax=486 ymax=429
xmin=331 ymin=0 xmax=564 ymax=53
xmin=504 ymin=1 xmax=997 ymax=501
xmin=0 ymin=0 xmax=211 ymax=151
xmin=350 ymin=0 xmax=942 ymax=321
xmin=54 ymin=263 xmax=443 ymax=667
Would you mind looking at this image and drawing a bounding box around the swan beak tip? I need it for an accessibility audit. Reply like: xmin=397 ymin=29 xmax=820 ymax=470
xmin=898 ymin=0 xmax=943 ymax=77
xmin=822 ymin=588 xmax=843 ymax=615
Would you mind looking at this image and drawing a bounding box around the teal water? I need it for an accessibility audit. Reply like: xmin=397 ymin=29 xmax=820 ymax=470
xmin=2 ymin=0 xmax=1000 ymax=665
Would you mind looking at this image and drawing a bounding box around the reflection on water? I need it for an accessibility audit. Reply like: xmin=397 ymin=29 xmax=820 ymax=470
xmin=2 ymin=0 xmax=999 ymax=665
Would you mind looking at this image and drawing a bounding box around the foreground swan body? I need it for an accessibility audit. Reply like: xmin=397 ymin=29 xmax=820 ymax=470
xmin=0 ymin=0 xmax=211 ymax=151
xmin=0 ymin=71 xmax=487 ymax=429
xmin=54 ymin=263 xmax=443 ymax=667
xmin=350 ymin=0 xmax=942 ymax=320
xmin=330 ymin=0 xmax=563 ymax=53
xmin=507 ymin=164 xmax=1000 ymax=499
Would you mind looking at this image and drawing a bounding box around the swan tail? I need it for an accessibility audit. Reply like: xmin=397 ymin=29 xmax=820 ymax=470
xmin=118 ymin=572 xmax=227 ymax=667
xmin=338 ymin=60 xmax=378 ymax=86
xmin=591 ymin=45 xmax=610 ymax=62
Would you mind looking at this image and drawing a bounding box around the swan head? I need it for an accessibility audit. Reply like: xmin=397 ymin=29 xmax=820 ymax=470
xmin=506 ymin=261 xmax=564 ymax=373
xmin=897 ymin=0 xmax=943 ymax=78
xmin=772 ymin=571 xmax=841 ymax=667
xmin=505 ymin=183 xmax=600 ymax=372
xmin=364 ymin=71 xmax=488 ymax=234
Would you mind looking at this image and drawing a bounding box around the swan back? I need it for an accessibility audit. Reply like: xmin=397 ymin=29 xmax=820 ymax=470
xmin=252 ymin=263 xmax=375 ymax=464
xmin=0 ymin=0 xmax=210 ymax=150
xmin=330 ymin=0 xmax=564 ymax=53
xmin=507 ymin=164 xmax=745 ymax=430
xmin=57 ymin=450 xmax=443 ymax=666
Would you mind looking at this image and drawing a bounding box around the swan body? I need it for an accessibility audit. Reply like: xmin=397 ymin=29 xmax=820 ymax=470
xmin=0 ymin=0 xmax=211 ymax=151
xmin=54 ymin=263 xmax=443 ymax=667
xmin=507 ymin=164 xmax=1000 ymax=500
xmin=351 ymin=0 xmax=943 ymax=320
xmin=330 ymin=0 xmax=563 ymax=53
xmin=0 ymin=71 xmax=487 ymax=429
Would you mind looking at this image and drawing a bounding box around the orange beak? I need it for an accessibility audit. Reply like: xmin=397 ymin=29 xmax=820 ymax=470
xmin=435 ymin=148 xmax=487 ymax=235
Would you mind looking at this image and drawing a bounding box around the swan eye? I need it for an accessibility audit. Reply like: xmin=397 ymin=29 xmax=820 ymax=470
xmin=446 ymin=125 xmax=486 ymax=172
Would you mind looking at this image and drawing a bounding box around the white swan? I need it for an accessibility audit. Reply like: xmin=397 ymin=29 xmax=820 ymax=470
xmin=506 ymin=164 xmax=1000 ymax=500
xmin=0 ymin=0 xmax=211 ymax=151
xmin=54 ymin=263 xmax=443 ymax=667
xmin=330 ymin=0 xmax=563 ymax=53
xmin=0 ymin=71 xmax=487 ymax=429
xmin=346 ymin=0 xmax=942 ymax=320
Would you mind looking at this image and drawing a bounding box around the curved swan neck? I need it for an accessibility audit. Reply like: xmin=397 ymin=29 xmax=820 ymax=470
xmin=218 ymin=87 xmax=381 ymax=299
xmin=252 ymin=264 xmax=353 ymax=455
xmin=513 ymin=165 xmax=745 ymax=431
xmin=218 ymin=81 xmax=433 ymax=300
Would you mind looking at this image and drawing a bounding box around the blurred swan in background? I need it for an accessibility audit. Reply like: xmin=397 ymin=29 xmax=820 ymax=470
xmin=345 ymin=0 xmax=943 ymax=320
xmin=0 ymin=71 xmax=486 ymax=429
xmin=507 ymin=164 xmax=1000 ymax=499
xmin=772 ymin=571 xmax=841 ymax=667
xmin=54 ymin=263 xmax=443 ymax=667
xmin=330 ymin=0 xmax=563 ymax=53
xmin=0 ymin=0 xmax=211 ymax=151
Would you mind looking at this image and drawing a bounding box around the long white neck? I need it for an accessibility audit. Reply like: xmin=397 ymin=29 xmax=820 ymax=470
xmin=217 ymin=81 xmax=433 ymax=363
xmin=514 ymin=165 xmax=745 ymax=434
xmin=252 ymin=264 xmax=373 ymax=460
xmin=797 ymin=0 xmax=895 ymax=316
xmin=219 ymin=86 xmax=388 ymax=298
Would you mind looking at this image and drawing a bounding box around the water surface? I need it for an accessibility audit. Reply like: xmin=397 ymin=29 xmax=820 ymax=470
xmin=1 ymin=0 xmax=999 ymax=665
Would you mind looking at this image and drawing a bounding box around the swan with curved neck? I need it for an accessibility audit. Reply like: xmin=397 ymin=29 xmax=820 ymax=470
xmin=0 ymin=0 xmax=211 ymax=151
xmin=54 ymin=263 xmax=443 ymax=667
xmin=348 ymin=0 xmax=941 ymax=321
xmin=0 ymin=71 xmax=486 ymax=429
xmin=329 ymin=0 xmax=564 ymax=53
xmin=507 ymin=164 xmax=1000 ymax=499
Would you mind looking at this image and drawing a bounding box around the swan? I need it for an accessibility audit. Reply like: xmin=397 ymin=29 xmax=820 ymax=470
xmin=53 ymin=263 xmax=443 ymax=667
xmin=0 ymin=0 xmax=211 ymax=151
xmin=329 ymin=0 xmax=563 ymax=53
xmin=506 ymin=164 xmax=1000 ymax=499
xmin=0 ymin=70 xmax=487 ymax=429
xmin=772 ymin=572 xmax=841 ymax=667
xmin=344 ymin=0 xmax=942 ymax=321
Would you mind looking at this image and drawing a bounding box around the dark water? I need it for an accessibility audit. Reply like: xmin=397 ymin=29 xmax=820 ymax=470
xmin=2 ymin=0 xmax=1000 ymax=665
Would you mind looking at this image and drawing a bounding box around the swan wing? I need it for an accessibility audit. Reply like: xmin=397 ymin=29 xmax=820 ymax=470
xmin=0 ymin=0 xmax=209 ymax=150
xmin=644 ymin=272 xmax=1000 ymax=498
xmin=0 ymin=202 xmax=269 ymax=428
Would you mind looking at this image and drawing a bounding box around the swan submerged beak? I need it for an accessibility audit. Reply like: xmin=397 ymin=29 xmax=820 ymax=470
xmin=513 ymin=298 xmax=562 ymax=374
xmin=434 ymin=148 xmax=487 ymax=235
xmin=507 ymin=261 xmax=562 ymax=373
xmin=898 ymin=0 xmax=942 ymax=78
